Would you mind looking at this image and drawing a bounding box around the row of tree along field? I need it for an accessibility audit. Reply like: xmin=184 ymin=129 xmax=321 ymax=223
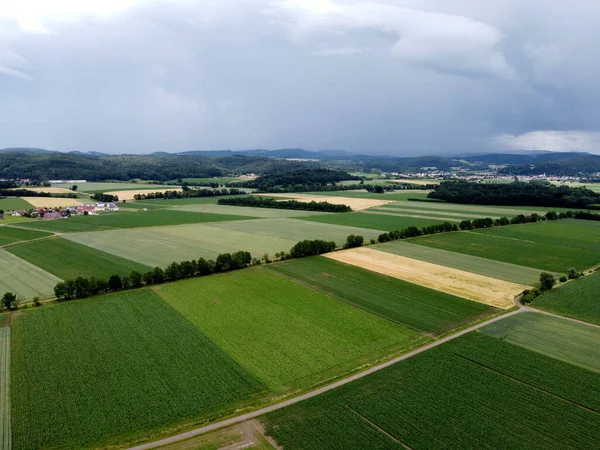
xmin=218 ymin=196 xmax=352 ymax=212
xmin=49 ymin=236 xmax=359 ymax=302
xmin=377 ymin=210 xmax=600 ymax=243
xmin=133 ymin=188 xmax=247 ymax=200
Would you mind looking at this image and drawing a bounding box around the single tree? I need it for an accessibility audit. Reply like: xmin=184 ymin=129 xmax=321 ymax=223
xmin=568 ymin=267 xmax=578 ymax=279
xmin=2 ymin=292 xmax=17 ymax=310
xmin=129 ymin=271 xmax=143 ymax=288
xmin=71 ymin=185 xmax=78 ymax=191
xmin=108 ymin=274 xmax=123 ymax=291
xmin=539 ymin=272 xmax=556 ymax=291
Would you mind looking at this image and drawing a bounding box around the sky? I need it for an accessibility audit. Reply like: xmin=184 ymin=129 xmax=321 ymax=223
xmin=0 ymin=0 xmax=599 ymax=155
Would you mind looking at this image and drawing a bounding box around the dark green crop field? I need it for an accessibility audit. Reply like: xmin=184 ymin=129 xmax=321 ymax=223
xmin=6 ymin=237 xmax=151 ymax=279
xmin=533 ymin=271 xmax=600 ymax=325
xmin=298 ymin=212 xmax=443 ymax=231
xmin=266 ymin=257 xmax=497 ymax=335
xmin=10 ymin=290 xmax=262 ymax=450
xmin=410 ymin=220 xmax=600 ymax=273
xmin=0 ymin=227 xmax=51 ymax=246
xmin=264 ymin=332 xmax=600 ymax=450
xmin=16 ymin=209 xmax=254 ymax=233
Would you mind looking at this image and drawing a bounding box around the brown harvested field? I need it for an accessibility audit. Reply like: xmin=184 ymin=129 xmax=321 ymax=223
xmin=325 ymin=247 xmax=528 ymax=309
xmin=257 ymin=193 xmax=394 ymax=211
xmin=104 ymin=188 xmax=182 ymax=201
xmin=389 ymin=179 xmax=441 ymax=185
xmin=10 ymin=187 xmax=75 ymax=194
xmin=21 ymin=197 xmax=84 ymax=208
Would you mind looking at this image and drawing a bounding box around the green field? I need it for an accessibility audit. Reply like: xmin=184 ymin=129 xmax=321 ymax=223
xmin=0 ymin=249 xmax=62 ymax=299
xmin=210 ymin=218 xmax=382 ymax=244
xmin=0 ymin=328 xmax=10 ymax=450
xmin=0 ymin=226 xmax=51 ymax=246
xmin=177 ymin=204 xmax=331 ymax=218
xmin=51 ymin=182 xmax=181 ymax=192
xmin=372 ymin=204 xmax=502 ymax=220
xmin=266 ymin=257 xmax=496 ymax=335
xmin=264 ymin=332 xmax=600 ymax=449
xmin=17 ymin=210 xmax=254 ymax=233
xmin=65 ymin=218 xmax=382 ymax=267
xmin=533 ymin=271 xmax=600 ymax=325
xmin=0 ymin=198 xmax=32 ymax=211
xmin=10 ymin=290 xmax=263 ymax=450
xmin=409 ymin=220 xmax=600 ymax=273
xmin=482 ymin=312 xmax=600 ymax=373
xmin=155 ymin=269 xmax=428 ymax=392
xmin=298 ymin=212 xmax=446 ymax=231
xmin=376 ymin=241 xmax=542 ymax=285
xmin=310 ymin=191 xmax=431 ymax=201
xmin=6 ymin=237 xmax=151 ymax=280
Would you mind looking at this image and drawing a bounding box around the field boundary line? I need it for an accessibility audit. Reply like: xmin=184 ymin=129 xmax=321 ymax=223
xmin=453 ymin=352 xmax=600 ymax=416
xmin=345 ymin=404 xmax=414 ymax=450
xmin=128 ymin=309 xmax=524 ymax=450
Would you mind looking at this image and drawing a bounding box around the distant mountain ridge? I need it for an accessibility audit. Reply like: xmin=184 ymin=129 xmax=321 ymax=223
xmin=1 ymin=147 xmax=599 ymax=178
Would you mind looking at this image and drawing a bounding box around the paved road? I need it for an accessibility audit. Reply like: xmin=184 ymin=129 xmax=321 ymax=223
xmin=129 ymin=307 xmax=525 ymax=449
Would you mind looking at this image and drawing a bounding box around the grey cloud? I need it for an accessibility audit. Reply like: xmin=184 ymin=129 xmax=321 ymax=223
xmin=0 ymin=1 xmax=599 ymax=154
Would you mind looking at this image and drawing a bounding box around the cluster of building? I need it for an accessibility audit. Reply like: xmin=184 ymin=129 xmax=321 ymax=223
xmin=10 ymin=202 xmax=119 ymax=220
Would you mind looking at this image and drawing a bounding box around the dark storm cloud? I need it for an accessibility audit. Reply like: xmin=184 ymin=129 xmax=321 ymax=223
xmin=0 ymin=0 xmax=599 ymax=154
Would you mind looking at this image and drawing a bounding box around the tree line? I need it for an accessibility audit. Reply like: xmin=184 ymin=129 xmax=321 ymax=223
xmin=133 ymin=188 xmax=246 ymax=201
xmin=52 ymin=238 xmax=342 ymax=302
xmin=0 ymin=188 xmax=78 ymax=199
xmin=429 ymin=180 xmax=600 ymax=209
xmin=377 ymin=210 xmax=600 ymax=244
xmin=218 ymin=196 xmax=352 ymax=212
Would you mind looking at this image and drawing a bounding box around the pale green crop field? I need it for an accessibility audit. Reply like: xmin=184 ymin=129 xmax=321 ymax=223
xmin=64 ymin=224 xmax=298 ymax=267
xmin=375 ymin=241 xmax=544 ymax=285
xmin=369 ymin=205 xmax=502 ymax=221
xmin=210 ymin=218 xmax=382 ymax=243
xmin=0 ymin=249 xmax=62 ymax=299
xmin=482 ymin=312 xmax=600 ymax=373
xmin=363 ymin=209 xmax=463 ymax=222
xmin=0 ymin=327 xmax=10 ymax=450
xmin=378 ymin=201 xmax=542 ymax=217
xmin=51 ymin=182 xmax=180 ymax=192
xmin=176 ymin=204 xmax=331 ymax=218
xmin=64 ymin=218 xmax=381 ymax=267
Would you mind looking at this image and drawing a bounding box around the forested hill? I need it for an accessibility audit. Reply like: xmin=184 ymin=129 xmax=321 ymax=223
xmin=429 ymin=180 xmax=600 ymax=208
xmin=0 ymin=150 xmax=323 ymax=181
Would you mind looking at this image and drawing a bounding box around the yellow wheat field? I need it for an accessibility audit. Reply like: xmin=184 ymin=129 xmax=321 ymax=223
xmin=105 ymin=188 xmax=182 ymax=201
xmin=11 ymin=187 xmax=75 ymax=194
xmin=256 ymin=193 xmax=394 ymax=211
xmin=325 ymin=247 xmax=529 ymax=309
xmin=21 ymin=197 xmax=84 ymax=208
